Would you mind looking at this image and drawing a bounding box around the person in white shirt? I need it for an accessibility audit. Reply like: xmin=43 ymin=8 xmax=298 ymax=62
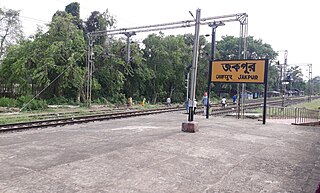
xmin=193 ymin=99 xmax=197 ymax=113
xmin=221 ymin=96 xmax=227 ymax=108
xmin=166 ymin=97 xmax=171 ymax=107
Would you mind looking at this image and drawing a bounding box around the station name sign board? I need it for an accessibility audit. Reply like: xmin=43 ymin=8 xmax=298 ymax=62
xmin=211 ymin=59 xmax=267 ymax=84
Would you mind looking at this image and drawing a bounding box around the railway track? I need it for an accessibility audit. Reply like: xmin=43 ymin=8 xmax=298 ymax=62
xmin=0 ymin=96 xmax=318 ymax=132
xmin=0 ymin=107 xmax=183 ymax=132
xmin=208 ymin=95 xmax=320 ymax=115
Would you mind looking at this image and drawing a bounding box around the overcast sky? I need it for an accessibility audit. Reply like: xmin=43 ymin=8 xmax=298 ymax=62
xmin=1 ymin=0 xmax=319 ymax=77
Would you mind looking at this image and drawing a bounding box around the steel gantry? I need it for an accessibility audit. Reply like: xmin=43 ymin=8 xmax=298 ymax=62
xmin=86 ymin=11 xmax=248 ymax=108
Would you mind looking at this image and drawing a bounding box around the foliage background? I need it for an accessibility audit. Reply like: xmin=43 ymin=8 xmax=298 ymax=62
xmin=0 ymin=2 xmax=317 ymax=109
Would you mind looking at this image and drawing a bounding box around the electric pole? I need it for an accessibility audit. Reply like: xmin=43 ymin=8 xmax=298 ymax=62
xmin=308 ymin=63 xmax=312 ymax=102
xmin=188 ymin=8 xmax=201 ymax=122
xmin=277 ymin=50 xmax=288 ymax=107
xmin=87 ymin=35 xmax=94 ymax=108
xmin=124 ymin=32 xmax=136 ymax=64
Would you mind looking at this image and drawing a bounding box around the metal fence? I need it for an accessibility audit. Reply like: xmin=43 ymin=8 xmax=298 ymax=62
xmin=267 ymin=106 xmax=320 ymax=124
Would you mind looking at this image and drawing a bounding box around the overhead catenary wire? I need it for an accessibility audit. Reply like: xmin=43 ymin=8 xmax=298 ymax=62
xmin=18 ymin=14 xmax=49 ymax=23
xmin=89 ymin=13 xmax=248 ymax=37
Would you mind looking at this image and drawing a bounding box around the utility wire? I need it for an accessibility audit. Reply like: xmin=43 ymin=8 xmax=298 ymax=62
xmin=19 ymin=64 xmax=73 ymax=112
xmin=19 ymin=15 xmax=48 ymax=23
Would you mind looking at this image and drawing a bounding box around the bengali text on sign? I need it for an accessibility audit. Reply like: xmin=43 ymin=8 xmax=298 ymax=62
xmin=211 ymin=60 xmax=266 ymax=83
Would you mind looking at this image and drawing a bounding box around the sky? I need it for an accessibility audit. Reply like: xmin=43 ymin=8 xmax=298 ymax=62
xmin=1 ymin=0 xmax=319 ymax=78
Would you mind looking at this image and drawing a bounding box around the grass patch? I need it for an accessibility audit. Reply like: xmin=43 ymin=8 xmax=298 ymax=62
xmin=0 ymin=103 xmax=168 ymax=125
xmin=293 ymin=98 xmax=320 ymax=110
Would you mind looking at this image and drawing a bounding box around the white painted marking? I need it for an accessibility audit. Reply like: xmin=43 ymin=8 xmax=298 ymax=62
xmin=111 ymin=126 xmax=160 ymax=131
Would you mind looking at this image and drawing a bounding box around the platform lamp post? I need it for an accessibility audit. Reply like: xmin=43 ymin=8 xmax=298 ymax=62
xmin=206 ymin=21 xmax=225 ymax=119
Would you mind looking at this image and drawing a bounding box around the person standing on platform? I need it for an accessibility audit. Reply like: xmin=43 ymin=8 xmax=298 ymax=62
xmin=193 ymin=99 xmax=197 ymax=113
xmin=202 ymin=92 xmax=208 ymax=116
xmin=232 ymin=94 xmax=237 ymax=104
xmin=166 ymin=97 xmax=171 ymax=107
xmin=186 ymin=98 xmax=190 ymax=113
xmin=221 ymin=96 xmax=227 ymax=108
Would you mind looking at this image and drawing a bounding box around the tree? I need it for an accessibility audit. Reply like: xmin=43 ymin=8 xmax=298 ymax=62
xmin=65 ymin=2 xmax=80 ymax=18
xmin=65 ymin=2 xmax=83 ymax=31
xmin=42 ymin=11 xmax=86 ymax=101
xmin=214 ymin=36 xmax=278 ymax=96
xmin=1 ymin=2 xmax=287 ymax=105
xmin=122 ymin=41 xmax=153 ymax=102
xmin=267 ymin=63 xmax=280 ymax=91
xmin=83 ymin=10 xmax=124 ymax=103
xmin=286 ymin=65 xmax=306 ymax=92
xmin=311 ymin=76 xmax=320 ymax=94
xmin=0 ymin=8 xmax=23 ymax=59
xmin=1 ymin=39 xmax=40 ymax=95
xmin=216 ymin=36 xmax=277 ymax=60
xmin=143 ymin=33 xmax=193 ymax=103
xmin=93 ymin=38 xmax=127 ymax=103
xmin=1 ymin=10 xmax=86 ymax=101
xmin=84 ymin=10 xmax=116 ymax=46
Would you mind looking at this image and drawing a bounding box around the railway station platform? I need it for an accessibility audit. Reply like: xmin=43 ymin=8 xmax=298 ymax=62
xmin=0 ymin=112 xmax=320 ymax=192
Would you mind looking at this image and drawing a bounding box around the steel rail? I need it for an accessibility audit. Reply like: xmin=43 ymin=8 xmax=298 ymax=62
xmin=1 ymin=96 xmax=318 ymax=133
xmin=0 ymin=107 xmax=183 ymax=132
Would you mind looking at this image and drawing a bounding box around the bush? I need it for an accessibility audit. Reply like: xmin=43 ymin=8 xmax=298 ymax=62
xmin=0 ymin=97 xmax=17 ymax=107
xmin=0 ymin=96 xmax=48 ymax=111
xmin=93 ymin=97 xmax=111 ymax=105
xmin=47 ymin=96 xmax=70 ymax=105
xmin=109 ymin=93 xmax=126 ymax=105
xmin=17 ymin=95 xmax=33 ymax=107
xmin=17 ymin=96 xmax=48 ymax=111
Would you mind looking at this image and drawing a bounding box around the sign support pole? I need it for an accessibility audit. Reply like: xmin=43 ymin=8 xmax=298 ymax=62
xmin=262 ymin=59 xmax=269 ymax=124
xmin=206 ymin=21 xmax=225 ymax=119
xmin=206 ymin=61 xmax=212 ymax=119
xmin=210 ymin=59 xmax=268 ymax=125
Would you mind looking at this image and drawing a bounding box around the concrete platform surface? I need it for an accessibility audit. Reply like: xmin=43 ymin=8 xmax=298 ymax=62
xmin=0 ymin=112 xmax=320 ymax=193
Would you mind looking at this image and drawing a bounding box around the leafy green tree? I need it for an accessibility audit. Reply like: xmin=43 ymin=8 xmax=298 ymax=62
xmin=65 ymin=2 xmax=83 ymax=31
xmin=311 ymin=76 xmax=320 ymax=94
xmin=1 ymin=39 xmax=39 ymax=95
xmin=216 ymin=36 xmax=277 ymax=60
xmin=285 ymin=65 xmax=306 ymax=92
xmin=267 ymin=63 xmax=280 ymax=91
xmin=85 ymin=10 xmax=116 ymax=32
xmin=83 ymin=10 xmax=124 ymax=103
xmin=65 ymin=2 xmax=80 ymax=18
xmin=1 ymin=10 xmax=86 ymax=101
xmin=143 ymin=33 xmax=193 ymax=103
xmin=122 ymin=41 xmax=153 ymax=102
xmin=0 ymin=8 xmax=23 ymax=59
xmin=1 ymin=1 xmax=291 ymax=106
xmin=213 ymin=36 xmax=278 ymax=96
xmin=93 ymin=38 xmax=127 ymax=103
xmin=42 ymin=12 xmax=86 ymax=101
xmin=84 ymin=10 xmax=116 ymax=46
